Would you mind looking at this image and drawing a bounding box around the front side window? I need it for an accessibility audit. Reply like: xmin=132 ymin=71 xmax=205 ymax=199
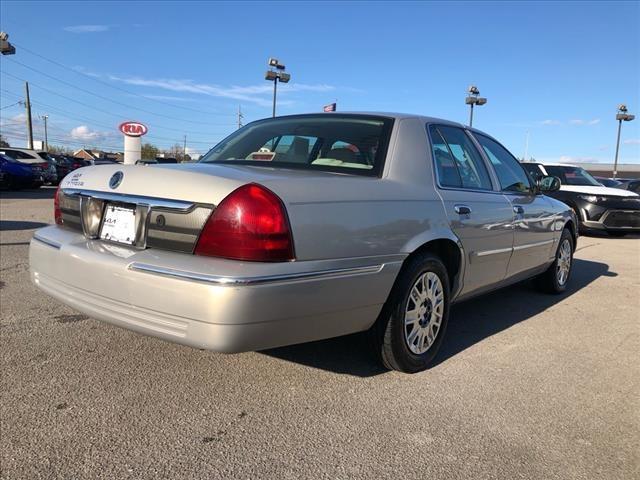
xmin=200 ymin=115 xmax=394 ymax=176
xmin=474 ymin=134 xmax=532 ymax=193
xmin=428 ymin=125 xmax=492 ymax=190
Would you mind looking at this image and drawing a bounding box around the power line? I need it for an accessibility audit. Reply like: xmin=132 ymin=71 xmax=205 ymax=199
xmin=0 ymin=83 xmax=228 ymax=142
xmin=2 ymin=56 xmax=237 ymax=126
xmin=10 ymin=42 xmax=237 ymax=118
xmin=0 ymin=101 xmax=23 ymax=110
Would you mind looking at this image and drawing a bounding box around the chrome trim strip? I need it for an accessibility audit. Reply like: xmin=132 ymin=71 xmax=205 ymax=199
xmin=62 ymin=189 xmax=195 ymax=211
xmin=32 ymin=234 xmax=61 ymax=250
xmin=475 ymin=246 xmax=512 ymax=257
xmin=513 ymin=239 xmax=554 ymax=251
xmin=127 ymin=262 xmax=387 ymax=286
xmin=476 ymin=238 xmax=554 ymax=257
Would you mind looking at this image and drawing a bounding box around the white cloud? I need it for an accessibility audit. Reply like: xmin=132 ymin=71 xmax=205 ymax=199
xmin=138 ymin=94 xmax=198 ymax=102
xmin=69 ymin=125 xmax=115 ymax=142
xmin=540 ymin=119 xmax=561 ymax=125
xmin=623 ymin=138 xmax=640 ymax=145
xmin=64 ymin=25 xmax=111 ymax=33
xmin=106 ymin=74 xmax=335 ymax=107
xmin=570 ymin=118 xmax=600 ymax=125
xmin=559 ymin=156 xmax=600 ymax=163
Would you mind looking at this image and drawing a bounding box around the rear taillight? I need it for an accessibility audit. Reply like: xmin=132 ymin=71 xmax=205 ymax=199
xmin=194 ymin=183 xmax=294 ymax=262
xmin=54 ymin=186 xmax=63 ymax=225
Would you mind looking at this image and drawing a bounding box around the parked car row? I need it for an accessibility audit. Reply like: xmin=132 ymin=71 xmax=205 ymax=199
xmin=0 ymin=147 xmax=91 ymax=190
xmin=520 ymin=162 xmax=640 ymax=236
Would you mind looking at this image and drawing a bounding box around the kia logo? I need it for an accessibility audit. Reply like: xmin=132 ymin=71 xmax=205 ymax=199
xmin=119 ymin=121 xmax=148 ymax=137
xmin=109 ymin=171 xmax=124 ymax=189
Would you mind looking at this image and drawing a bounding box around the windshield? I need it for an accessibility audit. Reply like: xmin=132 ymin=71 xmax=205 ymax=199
xmin=199 ymin=114 xmax=394 ymax=176
xmin=543 ymin=165 xmax=601 ymax=186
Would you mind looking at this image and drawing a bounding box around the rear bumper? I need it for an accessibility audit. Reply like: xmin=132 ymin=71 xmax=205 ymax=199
xmin=30 ymin=226 xmax=402 ymax=352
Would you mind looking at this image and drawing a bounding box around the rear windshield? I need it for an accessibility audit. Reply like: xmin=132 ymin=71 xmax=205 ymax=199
xmin=543 ymin=165 xmax=601 ymax=186
xmin=199 ymin=114 xmax=394 ymax=176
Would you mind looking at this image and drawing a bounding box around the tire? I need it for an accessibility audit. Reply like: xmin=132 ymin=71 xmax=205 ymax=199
xmin=369 ymin=252 xmax=450 ymax=373
xmin=608 ymin=231 xmax=627 ymax=238
xmin=535 ymin=228 xmax=574 ymax=294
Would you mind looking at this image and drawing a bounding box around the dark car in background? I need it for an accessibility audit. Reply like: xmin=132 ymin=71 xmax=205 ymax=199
xmin=616 ymin=178 xmax=640 ymax=194
xmin=0 ymin=153 xmax=43 ymax=189
xmin=594 ymin=177 xmax=623 ymax=188
xmin=47 ymin=154 xmax=90 ymax=183
xmin=521 ymin=162 xmax=640 ymax=237
xmin=0 ymin=147 xmax=57 ymax=185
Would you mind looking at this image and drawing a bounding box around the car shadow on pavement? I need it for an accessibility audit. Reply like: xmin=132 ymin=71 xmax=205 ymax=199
xmin=261 ymin=258 xmax=614 ymax=377
xmin=0 ymin=220 xmax=49 ymax=231
xmin=0 ymin=187 xmax=56 ymax=200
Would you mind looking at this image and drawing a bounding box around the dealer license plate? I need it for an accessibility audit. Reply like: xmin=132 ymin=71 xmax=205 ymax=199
xmin=100 ymin=205 xmax=137 ymax=245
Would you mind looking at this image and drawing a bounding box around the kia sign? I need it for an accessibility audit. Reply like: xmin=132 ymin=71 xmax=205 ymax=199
xmin=119 ymin=121 xmax=148 ymax=164
xmin=119 ymin=121 xmax=148 ymax=137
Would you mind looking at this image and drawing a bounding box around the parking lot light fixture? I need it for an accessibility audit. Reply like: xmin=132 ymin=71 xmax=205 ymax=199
xmin=465 ymin=85 xmax=487 ymax=128
xmin=613 ymin=104 xmax=635 ymax=179
xmin=265 ymin=58 xmax=291 ymax=118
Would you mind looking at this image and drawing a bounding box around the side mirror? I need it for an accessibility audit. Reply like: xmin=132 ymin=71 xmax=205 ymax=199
xmin=538 ymin=175 xmax=561 ymax=192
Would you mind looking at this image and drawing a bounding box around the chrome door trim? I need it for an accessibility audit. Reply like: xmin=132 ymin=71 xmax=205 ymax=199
xmin=32 ymin=234 xmax=61 ymax=250
xmin=512 ymin=239 xmax=554 ymax=251
xmin=475 ymin=246 xmax=513 ymax=257
xmin=62 ymin=189 xmax=196 ymax=211
xmin=127 ymin=262 xmax=392 ymax=286
xmin=475 ymin=238 xmax=554 ymax=258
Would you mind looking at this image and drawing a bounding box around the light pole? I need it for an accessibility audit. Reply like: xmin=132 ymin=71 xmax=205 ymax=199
xmin=613 ymin=104 xmax=635 ymax=179
xmin=265 ymin=58 xmax=290 ymax=117
xmin=41 ymin=114 xmax=49 ymax=151
xmin=465 ymin=85 xmax=487 ymax=128
xmin=0 ymin=32 xmax=16 ymax=55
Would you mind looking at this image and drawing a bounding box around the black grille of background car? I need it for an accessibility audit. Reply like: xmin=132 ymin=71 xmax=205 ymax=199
xmin=603 ymin=211 xmax=640 ymax=228
xmin=58 ymin=191 xmax=213 ymax=253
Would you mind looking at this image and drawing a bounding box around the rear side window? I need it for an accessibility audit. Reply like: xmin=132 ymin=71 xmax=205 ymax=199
xmin=474 ymin=134 xmax=532 ymax=193
xmin=428 ymin=125 xmax=492 ymax=190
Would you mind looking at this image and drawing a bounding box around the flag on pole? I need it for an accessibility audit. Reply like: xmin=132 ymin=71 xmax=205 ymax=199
xmin=323 ymin=102 xmax=336 ymax=112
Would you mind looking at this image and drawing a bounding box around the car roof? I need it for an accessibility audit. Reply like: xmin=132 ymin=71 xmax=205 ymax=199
xmin=0 ymin=147 xmax=39 ymax=153
xmin=262 ymin=112 xmax=499 ymax=141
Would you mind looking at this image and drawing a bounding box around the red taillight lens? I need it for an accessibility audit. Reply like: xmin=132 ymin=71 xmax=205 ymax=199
xmin=54 ymin=186 xmax=63 ymax=225
xmin=194 ymin=183 xmax=294 ymax=261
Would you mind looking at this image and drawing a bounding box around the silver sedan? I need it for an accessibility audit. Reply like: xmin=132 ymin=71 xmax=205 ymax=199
xmin=29 ymin=113 xmax=577 ymax=373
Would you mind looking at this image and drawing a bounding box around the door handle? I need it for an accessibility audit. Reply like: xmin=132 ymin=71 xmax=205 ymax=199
xmin=513 ymin=205 xmax=525 ymax=214
xmin=454 ymin=205 xmax=472 ymax=215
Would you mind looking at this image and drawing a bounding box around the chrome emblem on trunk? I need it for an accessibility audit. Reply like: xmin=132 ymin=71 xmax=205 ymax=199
xmin=109 ymin=171 xmax=124 ymax=189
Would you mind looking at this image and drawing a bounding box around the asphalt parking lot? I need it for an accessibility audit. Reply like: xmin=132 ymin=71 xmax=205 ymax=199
xmin=1 ymin=187 xmax=638 ymax=480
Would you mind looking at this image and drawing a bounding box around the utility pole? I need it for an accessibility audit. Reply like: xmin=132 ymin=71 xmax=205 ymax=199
xmin=237 ymin=105 xmax=244 ymax=129
xmin=25 ymin=82 xmax=34 ymax=149
xmin=524 ymin=130 xmax=530 ymax=162
xmin=41 ymin=114 xmax=49 ymax=151
xmin=183 ymin=134 xmax=187 ymax=162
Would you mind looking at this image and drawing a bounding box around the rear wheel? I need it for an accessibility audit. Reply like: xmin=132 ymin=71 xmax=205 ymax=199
xmin=535 ymin=228 xmax=574 ymax=294
xmin=369 ymin=252 xmax=450 ymax=373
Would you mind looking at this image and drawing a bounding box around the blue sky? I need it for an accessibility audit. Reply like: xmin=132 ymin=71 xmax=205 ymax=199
xmin=0 ymin=1 xmax=638 ymax=162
